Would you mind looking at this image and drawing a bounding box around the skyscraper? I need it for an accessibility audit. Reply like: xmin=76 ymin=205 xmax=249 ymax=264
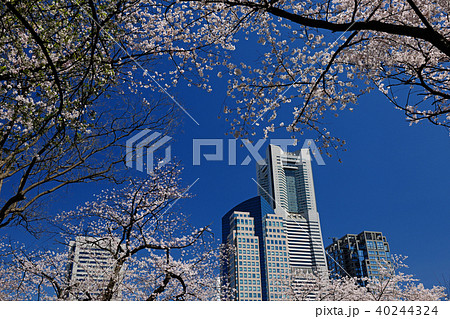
xmin=222 ymin=209 xmax=263 ymax=301
xmin=67 ymin=236 xmax=120 ymax=300
xmin=326 ymin=231 xmax=391 ymax=281
xmin=256 ymin=144 xmax=328 ymax=274
xmin=222 ymin=144 xmax=329 ymax=300
xmin=221 ymin=196 xmax=290 ymax=301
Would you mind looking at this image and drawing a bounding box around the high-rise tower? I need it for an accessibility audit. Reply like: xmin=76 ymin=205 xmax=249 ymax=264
xmin=67 ymin=236 xmax=120 ymax=300
xmin=221 ymin=196 xmax=290 ymax=301
xmin=256 ymin=145 xmax=327 ymax=274
xmin=326 ymin=231 xmax=391 ymax=281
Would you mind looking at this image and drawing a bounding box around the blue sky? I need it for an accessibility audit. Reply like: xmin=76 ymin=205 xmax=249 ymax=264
xmin=3 ymin=27 xmax=449 ymax=292
xmin=9 ymin=65 xmax=448 ymax=289
xmin=158 ymin=79 xmax=450 ymax=289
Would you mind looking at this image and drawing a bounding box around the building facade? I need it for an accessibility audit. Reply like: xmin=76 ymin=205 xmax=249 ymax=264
xmin=222 ymin=210 xmax=263 ymax=300
xmin=67 ymin=236 xmax=119 ymax=300
xmin=256 ymin=145 xmax=328 ymax=274
xmin=326 ymin=231 xmax=391 ymax=281
xmin=263 ymin=213 xmax=290 ymax=300
xmin=222 ymin=145 xmax=329 ymax=300
xmin=221 ymin=196 xmax=290 ymax=301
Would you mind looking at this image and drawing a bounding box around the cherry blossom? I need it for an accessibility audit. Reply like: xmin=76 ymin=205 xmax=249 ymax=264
xmin=0 ymin=166 xmax=218 ymax=300
xmin=289 ymin=255 xmax=446 ymax=301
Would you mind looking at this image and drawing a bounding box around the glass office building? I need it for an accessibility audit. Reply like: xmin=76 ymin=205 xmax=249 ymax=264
xmin=326 ymin=231 xmax=391 ymax=281
xmin=221 ymin=196 xmax=290 ymax=300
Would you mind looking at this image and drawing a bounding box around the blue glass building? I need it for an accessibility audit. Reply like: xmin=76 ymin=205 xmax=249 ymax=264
xmin=326 ymin=231 xmax=391 ymax=282
xmin=222 ymin=196 xmax=290 ymax=300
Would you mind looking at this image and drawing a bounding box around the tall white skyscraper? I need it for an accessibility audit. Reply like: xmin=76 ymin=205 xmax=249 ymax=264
xmin=256 ymin=145 xmax=328 ymax=274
